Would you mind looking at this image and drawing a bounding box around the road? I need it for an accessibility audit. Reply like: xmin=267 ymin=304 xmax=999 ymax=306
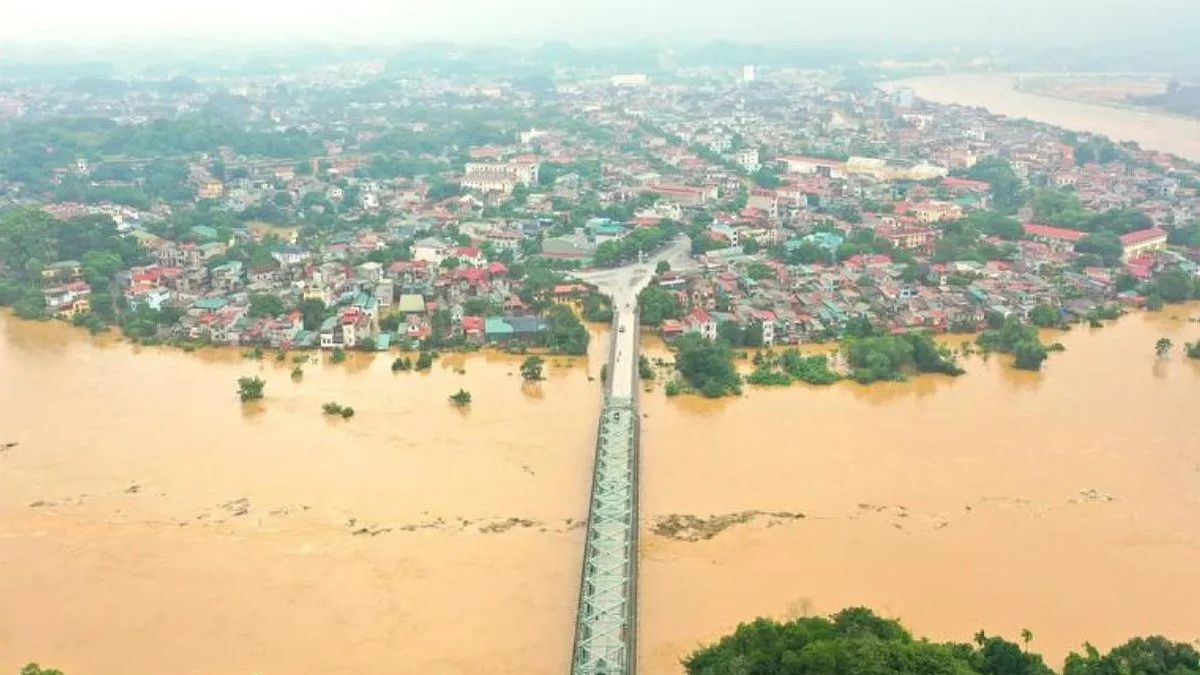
xmin=573 ymin=235 xmax=693 ymax=398
xmin=566 ymin=236 xmax=690 ymax=674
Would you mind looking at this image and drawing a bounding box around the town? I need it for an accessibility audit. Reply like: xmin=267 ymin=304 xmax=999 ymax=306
xmin=2 ymin=62 xmax=1199 ymax=375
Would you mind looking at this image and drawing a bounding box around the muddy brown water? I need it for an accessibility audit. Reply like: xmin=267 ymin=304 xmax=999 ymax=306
xmin=896 ymin=74 xmax=1200 ymax=162
xmin=2 ymin=307 xmax=1198 ymax=674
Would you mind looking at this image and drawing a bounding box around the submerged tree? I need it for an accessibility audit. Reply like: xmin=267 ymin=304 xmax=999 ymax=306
xmin=236 ymin=376 xmax=265 ymax=402
xmin=520 ymin=355 xmax=545 ymax=381
xmin=1155 ymin=337 xmax=1174 ymax=357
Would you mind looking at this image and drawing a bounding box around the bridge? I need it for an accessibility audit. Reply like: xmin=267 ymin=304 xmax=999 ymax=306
xmin=569 ymin=237 xmax=692 ymax=675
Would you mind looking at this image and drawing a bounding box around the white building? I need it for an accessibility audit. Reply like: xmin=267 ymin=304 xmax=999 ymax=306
xmin=413 ymin=237 xmax=451 ymax=265
xmin=461 ymin=158 xmax=539 ymax=194
xmin=734 ymin=148 xmax=760 ymax=173
xmin=741 ymin=64 xmax=756 ymax=83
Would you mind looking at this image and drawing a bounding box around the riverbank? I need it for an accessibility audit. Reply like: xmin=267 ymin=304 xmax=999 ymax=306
xmin=893 ymin=74 xmax=1200 ymax=162
xmin=1010 ymin=73 xmax=1200 ymax=120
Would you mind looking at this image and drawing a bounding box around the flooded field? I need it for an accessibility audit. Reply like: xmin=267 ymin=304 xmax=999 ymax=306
xmin=2 ymin=305 xmax=1199 ymax=674
xmin=638 ymin=306 xmax=1200 ymax=673
xmin=897 ymin=74 xmax=1200 ymax=162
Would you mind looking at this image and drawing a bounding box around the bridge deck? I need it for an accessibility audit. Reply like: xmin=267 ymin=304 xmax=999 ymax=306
xmin=571 ymin=396 xmax=637 ymax=674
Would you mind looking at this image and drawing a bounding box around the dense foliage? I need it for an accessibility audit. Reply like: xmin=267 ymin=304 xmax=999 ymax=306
xmin=978 ymin=317 xmax=1051 ymax=371
xmin=674 ymin=333 xmax=742 ymax=398
xmin=685 ymin=607 xmax=1054 ymax=675
xmin=687 ymin=608 xmax=1200 ymax=675
xmin=843 ymin=332 xmax=963 ymax=383
xmin=638 ymin=285 xmax=683 ymax=326
xmin=747 ymin=349 xmax=841 ymax=386
xmin=544 ymin=304 xmax=590 ymax=355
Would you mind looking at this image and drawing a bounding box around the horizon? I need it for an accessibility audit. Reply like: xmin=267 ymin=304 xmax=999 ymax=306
xmin=2 ymin=0 xmax=1198 ymax=53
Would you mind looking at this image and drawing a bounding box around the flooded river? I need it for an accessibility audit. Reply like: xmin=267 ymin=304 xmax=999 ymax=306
xmin=2 ymin=306 xmax=1199 ymax=674
xmin=0 ymin=316 xmax=607 ymax=675
xmin=639 ymin=306 xmax=1200 ymax=672
xmin=897 ymin=74 xmax=1200 ymax=162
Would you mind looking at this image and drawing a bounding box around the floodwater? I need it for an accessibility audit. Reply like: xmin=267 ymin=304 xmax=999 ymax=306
xmin=638 ymin=306 xmax=1200 ymax=672
xmin=896 ymin=74 xmax=1200 ymax=162
xmin=0 ymin=315 xmax=607 ymax=675
xmin=2 ymin=306 xmax=1199 ymax=674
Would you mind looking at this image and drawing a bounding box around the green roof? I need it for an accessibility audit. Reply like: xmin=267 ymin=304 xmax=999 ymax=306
xmin=192 ymin=297 xmax=228 ymax=311
xmin=485 ymin=317 xmax=514 ymax=335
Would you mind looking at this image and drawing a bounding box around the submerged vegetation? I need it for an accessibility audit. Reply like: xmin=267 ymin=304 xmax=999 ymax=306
xmin=236 ymin=376 xmax=265 ymax=402
xmin=843 ymin=332 xmax=963 ymax=384
xmin=673 ymin=333 xmax=742 ymax=398
xmin=321 ymin=402 xmax=355 ymax=419
xmin=747 ymin=350 xmax=840 ymax=386
xmin=978 ymin=316 xmax=1055 ymax=371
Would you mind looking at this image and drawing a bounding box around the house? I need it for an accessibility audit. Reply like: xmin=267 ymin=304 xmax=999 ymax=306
xmin=41 ymin=260 xmax=83 ymax=285
xmin=484 ymin=315 xmax=548 ymax=345
xmin=43 ymin=281 xmax=92 ymax=319
xmin=197 ymin=180 xmax=224 ymax=200
xmin=271 ymin=245 xmax=311 ymax=266
xmin=682 ymin=308 xmax=718 ymax=341
xmin=413 ymin=237 xmax=452 ymax=265
xmin=776 ymin=155 xmax=846 ymax=178
xmin=647 ymin=183 xmax=717 ymax=206
xmin=395 ymin=293 xmax=426 ymax=315
xmin=1023 ymin=223 xmax=1086 ymax=246
xmin=461 ymin=158 xmax=539 ymax=193
xmin=454 ymin=246 xmax=486 ymax=268
xmin=734 ymin=148 xmax=761 ymax=173
xmin=1119 ymin=228 xmax=1168 ymax=262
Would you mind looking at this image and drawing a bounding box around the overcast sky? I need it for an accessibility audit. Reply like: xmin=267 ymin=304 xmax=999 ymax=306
xmin=2 ymin=0 xmax=1197 ymax=48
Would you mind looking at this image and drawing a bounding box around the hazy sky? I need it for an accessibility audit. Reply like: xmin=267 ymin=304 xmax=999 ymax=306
xmin=2 ymin=0 xmax=1197 ymax=48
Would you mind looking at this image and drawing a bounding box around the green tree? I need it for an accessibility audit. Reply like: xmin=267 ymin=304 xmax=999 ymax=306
xmin=961 ymin=157 xmax=1026 ymax=213
xmin=1029 ymin=304 xmax=1060 ymax=328
xmin=415 ymin=351 xmax=434 ymax=370
xmin=684 ymin=607 xmax=1053 ymax=675
xmin=638 ymin=285 xmax=682 ymax=326
xmin=1185 ymin=341 xmax=1200 ymax=360
xmin=248 ymin=293 xmax=286 ymax=318
xmin=0 ymin=209 xmax=57 ymax=281
xmin=1155 ymin=337 xmax=1173 ymax=357
xmin=1151 ymin=271 xmax=1196 ymax=303
xmin=300 ymin=298 xmax=326 ymax=330
xmin=449 ymin=389 xmax=472 ymax=407
xmin=545 ymin=304 xmax=589 ymax=355
xmin=1075 ymin=232 xmax=1123 ymax=266
xmin=674 ymin=333 xmax=741 ymax=398
xmin=236 ymin=376 xmax=265 ymax=402
xmin=520 ymin=355 xmax=545 ymax=381
xmin=1013 ymin=340 xmax=1049 ymax=371
xmin=21 ymin=664 xmax=66 ymax=675
xmin=1063 ymin=636 xmax=1200 ymax=675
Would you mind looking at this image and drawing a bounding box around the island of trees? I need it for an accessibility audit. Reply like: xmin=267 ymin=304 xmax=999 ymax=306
xmin=685 ymin=607 xmax=1200 ymax=675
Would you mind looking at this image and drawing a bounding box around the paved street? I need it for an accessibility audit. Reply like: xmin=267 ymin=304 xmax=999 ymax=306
xmin=573 ymin=235 xmax=692 ymax=397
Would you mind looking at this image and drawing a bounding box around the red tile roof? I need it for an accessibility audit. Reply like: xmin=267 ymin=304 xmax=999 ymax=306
xmin=1119 ymin=227 xmax=1168 ymax=247
xmin=1023 ymin=223 xmax=1087 ymax=243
